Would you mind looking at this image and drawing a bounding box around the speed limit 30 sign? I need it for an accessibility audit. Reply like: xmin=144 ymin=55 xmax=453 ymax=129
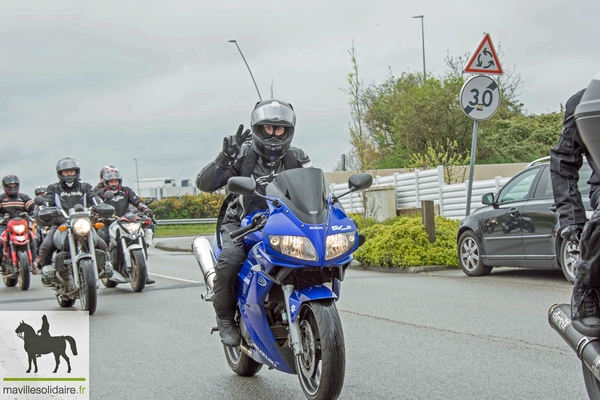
xmin=460 ymin=75 xmax=501 ymax=121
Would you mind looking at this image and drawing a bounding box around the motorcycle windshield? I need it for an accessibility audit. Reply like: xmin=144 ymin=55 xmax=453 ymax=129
xmin=266 ymin=168 xmax=329 ymax=224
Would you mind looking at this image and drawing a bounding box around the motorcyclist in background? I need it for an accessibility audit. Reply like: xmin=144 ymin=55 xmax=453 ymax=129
xmin=95 ymin=167 xmax=155 ymax=285
xmin=94 ymin=165 xmax=117 ymax=192
xmin=36 ymin=157 xmax=111 ymax=287
xmin=32 ymin=186 xmax=46 ymax=268
xmin=0 ymin=175 xmax=35 ymax=270
xmin=195 ymin=99 xmax=311 ymax=346
xmin=550 ymin=88 xmax=600 ymax=337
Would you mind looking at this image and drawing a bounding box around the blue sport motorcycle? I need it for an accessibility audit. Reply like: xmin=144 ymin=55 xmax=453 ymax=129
xmin=192 ymin=167 xmax=372 ymax=400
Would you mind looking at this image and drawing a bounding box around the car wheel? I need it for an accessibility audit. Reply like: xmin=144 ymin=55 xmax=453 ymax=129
xmin=458 ymin=231 xmax=493 ymax=277
xmin=559 ymin=239 xmax=579 ymax=283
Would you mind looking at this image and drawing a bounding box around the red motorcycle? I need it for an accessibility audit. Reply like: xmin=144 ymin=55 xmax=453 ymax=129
xmin=1 ymin=213 xmax=35 ymax=290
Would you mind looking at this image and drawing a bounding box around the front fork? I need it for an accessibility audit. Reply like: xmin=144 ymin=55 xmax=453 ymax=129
xmin=282 ymin=284 xmax=304 ymax=356
xmin=66 ymin=232 xmax=99 ymax=287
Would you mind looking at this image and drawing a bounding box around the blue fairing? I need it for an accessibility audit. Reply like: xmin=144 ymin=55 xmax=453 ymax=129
xmin=213 ymin=168 xmax=359 ymax=374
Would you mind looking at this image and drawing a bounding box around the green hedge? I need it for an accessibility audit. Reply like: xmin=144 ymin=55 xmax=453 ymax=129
xmin=354 ymin=214 xmax=460 ymax=268
xmin=148 ymin=193 xmax=225 ymax=220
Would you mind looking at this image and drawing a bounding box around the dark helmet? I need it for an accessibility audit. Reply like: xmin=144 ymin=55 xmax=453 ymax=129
xmin=56 ymin=157 xmax=81 ymax=188
xmin=34 ymin=186 xmax=46 ymax=196
xmin=99 ymin=165 xmax=116 ymax=180
xmin=250 ymin=99 xmax=296 ymax=163
xmin=102 ymin=167 xmax=122 ymax=191
xmin=576 ymin=74 xmax=600 ymax=165
xmin=2 ymin=175 xmax=20 ymax=197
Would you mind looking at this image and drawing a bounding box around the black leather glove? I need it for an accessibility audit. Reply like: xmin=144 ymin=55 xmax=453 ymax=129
xmin=221 ymin=124 xmax=251 ymax=161
xmin=561 ymin=223 xmax=585 ymax=245
xmin=145 ymin=209 xmax=154 ymax=218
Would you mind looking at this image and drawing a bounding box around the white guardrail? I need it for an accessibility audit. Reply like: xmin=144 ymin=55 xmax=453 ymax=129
xmin=155 ymin=166 xmax=513 ymax=224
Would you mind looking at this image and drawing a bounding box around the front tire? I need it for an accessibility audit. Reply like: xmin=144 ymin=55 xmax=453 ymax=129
xmin=583 ymin=361 xmax=600 ymax=399
xmin=223 ymin=318 xmax=263 ymax=377
xmin=129 ymin=250 xmax=146 ymax=292
xmin=78 ymin=259 xmax=98 ymax=315
xmin=296 ymin=300 xmax=345 ymax=400
xmin=559 ymin=239 xmax=578 ymax=283
xmin=17 ymin=251 xmax=30 ymax=291
xmin=458 ymin=231 xmax=493 ymax=277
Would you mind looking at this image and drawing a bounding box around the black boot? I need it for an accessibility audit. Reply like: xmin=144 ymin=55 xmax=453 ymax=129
xmin=216 ymin=317 xmax=241 ymax=347
xmin=572 ymin=281 xmax=600 ymax=337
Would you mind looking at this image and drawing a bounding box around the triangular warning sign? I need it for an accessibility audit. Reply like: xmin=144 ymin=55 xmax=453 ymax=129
xmin=464 ymin=33 xmax=503 ymax=75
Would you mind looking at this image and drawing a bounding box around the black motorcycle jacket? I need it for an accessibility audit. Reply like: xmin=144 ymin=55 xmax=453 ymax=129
xmin=43 ymin=180 xmax=103 ymax=214
xmin=96 ymin=186 xmax=150 ymax=217
xmin=196 ymin=142 xmax=312 ymax=219
xmin=0 ymin=193 xmax=34 ymax=223
xmin=550 ymin=88 xmax=600 ymax=227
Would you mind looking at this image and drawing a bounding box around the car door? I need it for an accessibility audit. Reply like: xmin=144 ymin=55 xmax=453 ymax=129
xmin=482 ymin=167 xmax=540 ymax=262
xmin=522 ymin=165 xmax=556 ymax=262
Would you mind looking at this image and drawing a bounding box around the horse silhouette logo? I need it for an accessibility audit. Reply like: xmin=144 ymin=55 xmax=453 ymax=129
xmin=15 ymin=315 xmax=78 ymax=373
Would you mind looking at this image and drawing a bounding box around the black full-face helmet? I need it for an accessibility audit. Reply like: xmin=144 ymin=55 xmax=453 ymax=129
xmin=2 ymin=175 xmax=20 ymax=197
xmin=102 ymin=167 xmax=122 ymax=191
xmin=250 ymin=99 xmax=296 ymax=164
xmin=34 ymin=186 xmax=46 ymax=196
xmin=56 ymin=157 xmax=81 ymax=188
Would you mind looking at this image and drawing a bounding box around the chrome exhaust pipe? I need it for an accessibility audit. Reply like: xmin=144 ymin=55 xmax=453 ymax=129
xmin=191 ymin=236 xmax=217 ymax=300
xmin=549 ymin=303 xmax=600 ymax=380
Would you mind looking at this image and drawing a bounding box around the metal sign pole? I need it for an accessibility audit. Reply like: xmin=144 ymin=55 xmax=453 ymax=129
xmin=465 ymin=120 xmax=479 ymax=216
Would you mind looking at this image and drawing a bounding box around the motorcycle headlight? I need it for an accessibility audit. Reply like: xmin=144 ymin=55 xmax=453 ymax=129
xmin=269 ymin=235 xmax=318 ymax=261
xmin=73 ymin=218 xmax=92 ymax=235
xmin=124 ymin=222 xmax=141 ymax=234
xmin=325 ymin=232 xmax=356 ymax=260
xmin=13 ymin=224 xmax=26 ymax=234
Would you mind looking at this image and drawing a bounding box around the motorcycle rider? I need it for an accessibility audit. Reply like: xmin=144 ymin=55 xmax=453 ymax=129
xmin=94 ymin=165 xmax=117 ymax=192
xmin=0 ymin=175 xmax=35 ymax=271
xmin=196 ymin=99 xmax=311 ymax=346
xmin=550 ymin=88 xmax=600 ymax=336
xmin=36 ymin=157 xmax=111 ymax=287
xmin=96 ymin=167 xmax=155 ymax=285
xmin=32 ymin=186 xmax=46 ymax=262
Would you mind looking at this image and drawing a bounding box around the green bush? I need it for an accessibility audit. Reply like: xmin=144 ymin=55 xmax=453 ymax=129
xmin=354 ymin=214 xmax=460 ymax=268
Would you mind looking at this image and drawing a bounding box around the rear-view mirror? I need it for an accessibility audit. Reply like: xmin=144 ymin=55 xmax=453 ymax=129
xmin=481 ymin=192 xmax=495 ymax=205
xmin=227 ymin=177 xmax=256 ymax=195
xmin=348 ymin=173 xmax=373 ymax=191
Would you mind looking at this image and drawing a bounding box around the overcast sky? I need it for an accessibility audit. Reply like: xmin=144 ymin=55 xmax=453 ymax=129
xmin=1 ymin=0 xmax=599 ymax=196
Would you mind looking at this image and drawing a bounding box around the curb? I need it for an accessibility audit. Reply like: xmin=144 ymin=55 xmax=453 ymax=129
xmin=349 ymin=264 xmax=450 ymax=274
xmin=154 ymin=243 xmax=193 ymax=253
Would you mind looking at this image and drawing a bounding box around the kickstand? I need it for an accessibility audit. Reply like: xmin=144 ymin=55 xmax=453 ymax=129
xmin=210 ymin=326 xmax=219 ymax=335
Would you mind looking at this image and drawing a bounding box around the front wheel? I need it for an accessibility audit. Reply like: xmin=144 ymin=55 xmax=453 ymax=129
xmin=130 ymin=250 xmax=146 ymax=292
xmin=17 ymin=251 xmax=30 ymax=291
xmin=78 ymin=259 xmax=98 ymax=315
xmin=559 ymin=239 xmax=578 ymax=283
xmin=583 ymin=361 xmax=600 ymax=399
xmin=296 ymin=300 xmax=345 ymax=400
xmin=458 ymin=231 xmax=493 ymax=277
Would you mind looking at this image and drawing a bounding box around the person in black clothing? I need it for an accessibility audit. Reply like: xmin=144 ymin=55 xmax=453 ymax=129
xmin=196 ymin=99 xmax=311 ymax=346
xmin=94 ymin=165 xmax=117 ymax=192
xmin=0 ymin=175 xmax=35 ymax=268
xmin=550 ymin=88 xmax=600 ymax=336
xmin=95 ymin=167 xmax=155 ymax=285
xmin=36 ymin=157 xmax=110 ymax=286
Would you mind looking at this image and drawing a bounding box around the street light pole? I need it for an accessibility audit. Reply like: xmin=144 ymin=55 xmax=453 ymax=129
xmin=134 ymin=158 xmax=140 ymax=194
xmin=228 ymin=40 xmax=262 ymax=101
xmin=412 ymin=15 xmax=426 ymax=80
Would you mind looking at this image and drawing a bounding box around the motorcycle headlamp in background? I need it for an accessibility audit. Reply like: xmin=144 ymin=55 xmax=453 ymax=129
xmin=325 ymin=232 xmax=356 ymax=260
xmin=269 ymin=235 xmax=318 ymax=261
xmin=73 ymin=218 xmax=92 ymax=235
xmin=123 ymin=222 xmax=141 ymax=234
xmin=12 ymin=224 xmax=26 ymax=234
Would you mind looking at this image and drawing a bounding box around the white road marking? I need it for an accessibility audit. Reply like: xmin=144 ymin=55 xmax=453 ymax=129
xmin=148 ymin=273 xmax=202 ymax=284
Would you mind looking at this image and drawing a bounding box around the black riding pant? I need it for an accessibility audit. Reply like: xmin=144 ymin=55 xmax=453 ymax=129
xmin=212 ymin=218 xmax=247 ymax=319
xmin=576 ymin=189 xmax=600 ymax=286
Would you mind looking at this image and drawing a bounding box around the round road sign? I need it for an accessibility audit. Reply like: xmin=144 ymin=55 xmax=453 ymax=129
xmin=460 ymin=75 xmax=501 ymax=121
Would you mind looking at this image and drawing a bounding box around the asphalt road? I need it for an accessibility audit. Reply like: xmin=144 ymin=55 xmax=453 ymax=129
xmin=0 ymin=242 xmax=592 ymax=400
